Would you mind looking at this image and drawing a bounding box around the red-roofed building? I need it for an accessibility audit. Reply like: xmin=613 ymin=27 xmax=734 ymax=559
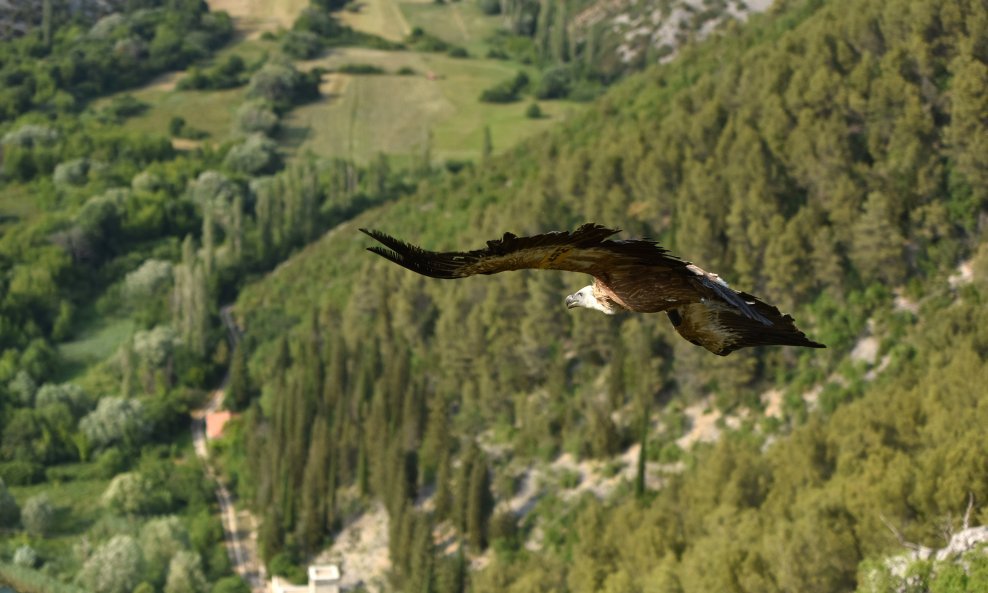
xmin=206 ymin=410 xmax=233 ymax=439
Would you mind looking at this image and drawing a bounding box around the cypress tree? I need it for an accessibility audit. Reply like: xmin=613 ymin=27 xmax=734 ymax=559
xmin=421 ymin=394 xmax=451 ymax=482
xmin=549 ymin=0 xmax=568 ymax=63
xmin=482 ymin=126 xmax=493 ymax=162
xmin=454 ymin=442 xmax=479 ymax=534
xmin=232 ymin=193 xmax=245 ymax=262
xmin=409 ymin=514 xmax=436 ymax=593
xmin=433 ymin=451 xmax=453 ymax=520
xmin=357 ymin=436 xmax=370 ymax=497
xmin=254 ymin=180 xmax=273 ymax=265
xmin=226 ymin=341 xmax=250 ymax=411
xmin=42 ymin=0 xmax=52 ymax=49
xmin=466 ymin=455 xmax=494 ymax=551
xmin=636 ymin=396 xmax=650 ymax=499
xmin=202 ymin=210 xmax=215 ymax=277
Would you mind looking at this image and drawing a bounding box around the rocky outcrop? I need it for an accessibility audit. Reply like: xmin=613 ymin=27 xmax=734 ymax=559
xmin=0 ymin=0 xmax=125 ymax=40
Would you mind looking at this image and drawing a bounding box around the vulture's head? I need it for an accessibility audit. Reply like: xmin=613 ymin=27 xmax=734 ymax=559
xmin=565 ymin=285 xmax=617 ymax=315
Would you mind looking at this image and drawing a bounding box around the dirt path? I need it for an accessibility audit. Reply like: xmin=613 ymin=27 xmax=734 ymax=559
xmin=337 ymin=0 xmax=411 ymax=42
xmin=450 ymin=5 xmax=469 ymax=42
xmin=207 ymin=0 xmax=307 ymax=39
xmin=191 ymin=306 xmax=265 ymax=593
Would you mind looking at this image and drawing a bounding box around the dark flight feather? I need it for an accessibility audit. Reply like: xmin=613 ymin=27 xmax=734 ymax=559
xmin=360 ymin=224 xmax=682 ymax=279
xmin=668 ymin=295 xmax=825 ymax=356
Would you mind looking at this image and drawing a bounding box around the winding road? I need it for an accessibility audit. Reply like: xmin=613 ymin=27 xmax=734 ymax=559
xmin=191 ymin=306 xmax=266 ymax=593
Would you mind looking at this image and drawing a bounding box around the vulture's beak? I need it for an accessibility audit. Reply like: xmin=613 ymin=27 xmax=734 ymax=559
xmin=565 ymin=294 xmax=579 ymax=309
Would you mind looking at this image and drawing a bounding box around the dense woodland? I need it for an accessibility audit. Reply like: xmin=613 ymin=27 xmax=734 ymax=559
xmin=221 ymin=0 xmax=988 ymax=591
xmin=0 ymin=0 xmax=986 ymax=591
xmin=0 ymin=1 xmax=423 ymax=591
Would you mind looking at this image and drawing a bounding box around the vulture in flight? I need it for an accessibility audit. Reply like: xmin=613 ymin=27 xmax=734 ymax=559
xmin=360 ymin=223 xmax=824 ymax=356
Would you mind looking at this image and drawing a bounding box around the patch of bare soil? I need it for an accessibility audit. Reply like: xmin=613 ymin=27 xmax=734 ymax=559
xmin=207 ymin=0 xmax=304 ymax=39
xmin=314 ymin=502 xmax=392 ymax=592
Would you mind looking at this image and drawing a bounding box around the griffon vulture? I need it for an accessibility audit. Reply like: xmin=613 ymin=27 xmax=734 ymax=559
xmin=359 ymin=223 xmax=824 ymax=356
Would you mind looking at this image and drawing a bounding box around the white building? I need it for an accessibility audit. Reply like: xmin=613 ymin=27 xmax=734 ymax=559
xmin=270 ymin=564 xmax=341 ymax=593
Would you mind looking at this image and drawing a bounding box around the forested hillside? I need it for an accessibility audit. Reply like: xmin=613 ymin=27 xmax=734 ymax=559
xmin=225 ymin=0 xmax=988 ymax=590
xmin=0 ymin=0 xmax=436 ymax=590
xmin=490 ymin=0 xmax=775 ymax=82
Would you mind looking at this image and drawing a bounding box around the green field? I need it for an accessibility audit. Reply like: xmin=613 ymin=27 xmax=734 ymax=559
xmin=57 ymin=315 xmax=135 ymax=381
xmin=93 ymin=83 xmax=245 ymax=147
xmin=9 ymin=467 xmax=110 ymax=539
xmin=0 ymin=183 xmax=40 ymax=231
xmin=400 ymin=0 xmax=504 ymax=55
xmin=92 ymin=0 xmax=581 ymax=163
xmin=207 ymin=0 xmax=310 ymax=37
xmin=337 ymin=0 xmax=414 ymax=41
xmin=286 ymin=48 xmax=585 ymax=163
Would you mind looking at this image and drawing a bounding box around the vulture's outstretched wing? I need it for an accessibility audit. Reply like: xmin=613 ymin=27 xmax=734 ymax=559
xmin=359 ymin=223 xmax=685 ymax=279
xmin=668 ymin=296 xmax=825 ymax=356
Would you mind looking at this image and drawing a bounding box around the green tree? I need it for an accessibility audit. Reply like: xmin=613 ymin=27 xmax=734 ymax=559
xmin=165 ymin=551 xmax=208 ymax=593
xmin=466 ymin=454 xmax=494 ymax=551
xmin=0 ymin=479 xmax=20 ymax=528
xmin=482 ymin=126 xmax=493 ymax=162
xmin=21 ymin=493 xmax=53 ymax=537
xmin=141 ymin=516 xmax=192 ymax=588
xmin=226 ymin=342 xmax=251 ymax=411
xmin=77 ymin=535 xmax=145 ymax=593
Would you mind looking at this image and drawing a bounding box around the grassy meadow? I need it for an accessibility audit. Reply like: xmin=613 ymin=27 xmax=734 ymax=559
xmin=57 ymin=315 xmax=135 ymax=382
xmin=286 ymin=48 xmax=585 ymax=163
xmin=91 ymin=0 xmax=584 ymax=164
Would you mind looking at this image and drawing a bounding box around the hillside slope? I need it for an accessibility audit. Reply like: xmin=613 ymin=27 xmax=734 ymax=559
xmin=228 ymin=0 xmax=988 ymax=590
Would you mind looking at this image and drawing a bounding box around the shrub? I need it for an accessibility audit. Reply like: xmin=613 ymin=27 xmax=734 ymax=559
xmin=7 ymin=370 xmax=36 ymax=406
xmin=448 ymin=46 xmax=468 ymax=58
xmin=337 ymin=63 xmax=386 ymax=74
xmin=178 ymin=55 xmax=248 ymax=90
xmin=53 ymin=158 xmax=92 ymax=187
xmin=77 ymin=535 xmax=145 ymax=593
xmin=79 ymin=397 xmax=151 ymax=452
xmin=96 ymin=448 xmax=128 ymax=478
xmin=190 ymin=171 xmax=241 ymax=212
xmin=124 ymin=259 xmax=174 ymax=303
xmin=535 ymin=66 xmax=572 ymax=99
xmin=234 ymin=101 xmax=280 ymax=137
xmin=103 ymin=94 xmax=149 ymax=120
xmin=169 ymin=117 xmax=186 ymax=137
xmin=141 ymin=516 xmax=191 ymax=587
xmin=247 ymin=60 xmax=319 ymax=108
xmin=247 ymin=61 xmax=302 ymax=105
xmin=0 ymin=478 xmax=19 ymax=528
xmin=479 ymin=71 xmax=529 ymax=103
xmin=525 ymin=102 xmax=543 ymax=118
xmin=13 ymin=545 xmax=38 ymax=568
xmin=102 ymin=472 xmax=160 ymax=515
xmin=21 ymin=494 xmax=54 ymax=537
xmin=224 ymin=134 xmax=282 ymax=175
xmin=479 ymin=0 xmax=500 ymax=13
xmin=1 ymin=124 xmax=59 ymax=148
xmin=281 ymin=30 xmax=323 ymax=59
xmin=164 ymin=551 xmax=207 ymax=593
xmin=35 ymin=383 xmax=89 ymax=416
xmin=405 ymin=27 xmax=449 ymax=52
xmin=0 ymin=461 xmax=44 ymax=485
xmin=268 ymin=552 xmax=307 ymax=583
xmin=294 ymin=7 xmax=343 ymax=37
xmin=131 ymin=170 xmax=165 ymax=193
xmin=488 ymin=510 xmax=519 ymax=547
xmin=211 ymin=576 xmax=251 ymax=593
